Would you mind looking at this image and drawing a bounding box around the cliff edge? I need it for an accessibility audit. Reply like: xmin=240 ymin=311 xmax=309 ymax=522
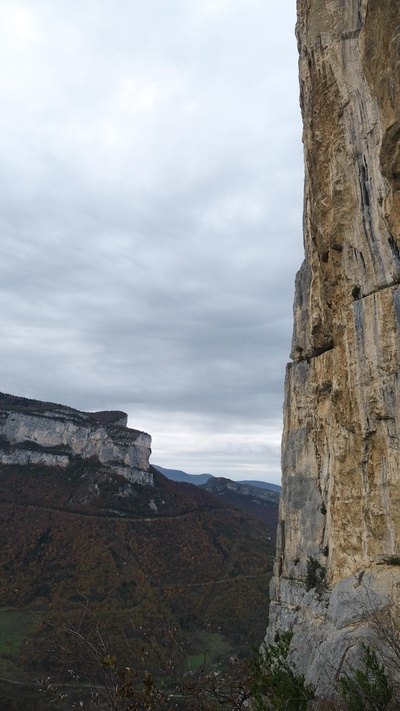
xmin=0 ymin=392 xmax=152 ymax=485
xmin=267 ymin=0 xmax=400 ymax=698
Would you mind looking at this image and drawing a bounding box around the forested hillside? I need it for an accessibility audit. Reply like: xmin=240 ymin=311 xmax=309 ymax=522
xmin=0 ymin=462 xmax=275 ymax=709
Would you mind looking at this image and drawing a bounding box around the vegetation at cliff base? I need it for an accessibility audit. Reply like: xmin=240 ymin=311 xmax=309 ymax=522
xmin=340 ymin=644 xmax=393 ymax=711
xmin=0 ymin=461 xmax=275 ymax=709
xmin=250 ymin=632 xmax=314 ymax=711
xmin=33 ymin=627 xmax=315 ymax=710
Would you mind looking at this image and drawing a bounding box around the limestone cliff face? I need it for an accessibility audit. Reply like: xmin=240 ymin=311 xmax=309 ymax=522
xmin=0 ymin=393 xmax=152 ymax=485
xmin=267 ymin=0 xmax=400 ymax=697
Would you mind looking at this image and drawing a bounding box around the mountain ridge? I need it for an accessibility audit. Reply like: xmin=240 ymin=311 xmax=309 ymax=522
xmin=201 ymin=476 xmax=279 ymax=528
xmin=153 ymin=463 xmax=281 ymax=492
xmin=0 ymin=392 xmax=276 ymax=709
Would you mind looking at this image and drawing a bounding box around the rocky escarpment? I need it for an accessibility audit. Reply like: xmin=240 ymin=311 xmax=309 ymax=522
xmin=202 ymin=477 xmax=280 ymax=527
xmin=0 ymin=392 xmax=152 ymax=484
xmin=267 ymin=0 xmax=400 ymax=700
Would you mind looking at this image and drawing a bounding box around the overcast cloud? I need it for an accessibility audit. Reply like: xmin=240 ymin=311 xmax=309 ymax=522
xmin=0 ymin=1 xmax=303 ymax=484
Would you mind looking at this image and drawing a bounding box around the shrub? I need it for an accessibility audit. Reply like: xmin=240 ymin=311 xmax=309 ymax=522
xmin=251 ymin=631 xmax=314 ymax=710
xmin=340 ymin=644 xmax=393 ymax=711
xmin=305 ymin=557 xmax=326 ymax=594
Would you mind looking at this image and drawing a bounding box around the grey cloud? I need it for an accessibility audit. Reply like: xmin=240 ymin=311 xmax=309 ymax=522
xmin=0 ymin=0 xmax=302 ymax=483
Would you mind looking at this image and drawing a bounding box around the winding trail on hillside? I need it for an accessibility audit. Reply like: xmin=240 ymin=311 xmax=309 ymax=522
xmin=172 ymin=572 xmax=271 ymax=589
xmin=0 ymin=499 xmax=229 ymax=523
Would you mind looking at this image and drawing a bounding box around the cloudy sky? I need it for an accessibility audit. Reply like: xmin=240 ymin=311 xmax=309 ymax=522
xmin=0 ymin=0 xmax=304 ymax=485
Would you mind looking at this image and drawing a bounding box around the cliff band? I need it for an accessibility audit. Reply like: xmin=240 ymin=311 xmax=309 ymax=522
xmin=267 ymin=0 xmax=400 ymax=697
xmin=0 ymin=393 xmax=152 ymax=485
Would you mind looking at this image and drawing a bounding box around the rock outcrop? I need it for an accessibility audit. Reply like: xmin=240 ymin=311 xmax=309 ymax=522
xmin=267 ymin=0 xmax=400 ymax=699
xmin=0 ymin=392 xmax=152 ymax=484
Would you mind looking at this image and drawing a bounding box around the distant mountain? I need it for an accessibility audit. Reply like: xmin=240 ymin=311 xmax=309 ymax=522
xmin=201 ymin=476 xmax=280 ymax=529
xmin=153 ymin=464 xmax=281 ymax=492
xmin=152 ymin=464 xmax=212 ymax=485
xmin=0 ymin=393 xmax=276 ymax=710
xmin=238 ymin=479 xmax=281 ymax=492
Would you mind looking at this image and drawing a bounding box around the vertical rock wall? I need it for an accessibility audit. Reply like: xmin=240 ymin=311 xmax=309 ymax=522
xmin=267 ymin=0 xmax=400 ymax=698
xmin=0 ymin=395 xmax=153 ymax=485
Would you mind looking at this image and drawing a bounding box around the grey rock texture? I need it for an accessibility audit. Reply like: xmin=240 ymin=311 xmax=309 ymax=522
xmin=267 ymin=0 xmax=400 ymax=699
xmin=0 ymin=393 xmax=152 ymax=484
